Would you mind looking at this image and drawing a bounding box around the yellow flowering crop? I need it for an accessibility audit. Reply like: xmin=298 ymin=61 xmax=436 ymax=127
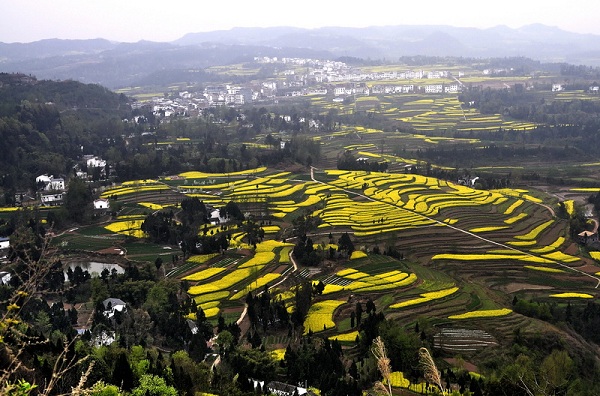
xmin=230 ymin=273 xmax=281 ymax=300
xmin=386 ymin=372 xmax=410 ymax=388
xmin=238 ymin=251 xmax=276 ymax=268
xmin=270 ymin=349 xmax=286 ymax=361
xmin=506 ymin=240 xmax=537 ymax=246
xmin=564 ymin=200 xmax=575 ymax=216
xmin=344 ymin=273 xmax=417 ymax=292
xmin=350 ymin=251 xmax=367 ymax=260
xmin=542 ymin=251 xmax=580 ymax=263
xmin=100 ymin=184 xmax=170 ymax=198
xmin=514 ymin=220 xmax=554 ymax=240
xmin=187 ymin=253 xmax=219 ymax=264
xmin=432 ymin=253 xmax=553 ymax=263
xmin=590 ymin=251 xmax=600 ymax=261
xmin=531 ymin=237 xmax=565 ymax=253
xmin=503 ymin=199 xmax=524 ymax=215
xmin=122 ymin=179 xmax=158 ymax=186
xmin=524 ymin=265 xmax=565 ymax=273
xmin=204 ymin=307 xmax=220 ymax=318
xmin=320 ymin=284 xmax=345 ymax=295
xmin=449 ymin=308 xmax=512 ymax=319
xmin=549 ymin=292 xmax=594 ymax=299
xmin=469 ymin=226 xmax=509 ymax=233
xmin=200 ymin=301 xmax=219 ymax=310
xmin=179 ymin=166 xmax=267 ymax=178
xmin=504 ymin=213 xmax=527 ymax=224
xmin=104 ymin=219 xmax=145 ymax=238
xmin=443 ymin=218 xmax=458 ymax=225
xmin=344 ymin=271 xmax=369 ymax=280
xmin=193 ymin=291 xmax=230 ymax=304
xmin=336 ymin=268 xmax=358 ymax=277
xmin=329 ymin=330 xmax=359 ymax=342
xmin=255 ymin=240 xmax=293 ymax=252
xmin=188 ymin=268 xmax=254 ymax=295
xmin=522 ymin=194 xmax=542 ymax=203
xmin=138 ymin=202 xmax=164 ymax=210
xmin=279 ymin=246 xmax=292 ymax=263
xmin=183 ymin=267 xmax=226 ymax=281
xmin=303 ymin=300 xmax=345 ymax=334
xmin=389 ymin=287 xmax=459 ymax=309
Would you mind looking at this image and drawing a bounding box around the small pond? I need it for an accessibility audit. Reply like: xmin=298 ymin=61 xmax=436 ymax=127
xmin=64 ymin=262 xmax=124 ymax=280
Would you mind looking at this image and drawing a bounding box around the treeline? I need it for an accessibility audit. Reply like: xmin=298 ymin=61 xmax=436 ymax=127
xmin=459 ymin=87 xmax=600 ymax=127
xmin=337 ymin=150 xmax=389 ymax=172
xmin=0 ymin=75 xmax=132 ymax=194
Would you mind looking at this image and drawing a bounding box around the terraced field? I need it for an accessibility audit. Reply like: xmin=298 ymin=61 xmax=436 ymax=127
xmin=94 ymin=165 xmax=600 ymax=358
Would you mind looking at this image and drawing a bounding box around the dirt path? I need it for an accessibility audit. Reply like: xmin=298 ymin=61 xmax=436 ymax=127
xmin=310 ymin=167 xmax=600 ymax=288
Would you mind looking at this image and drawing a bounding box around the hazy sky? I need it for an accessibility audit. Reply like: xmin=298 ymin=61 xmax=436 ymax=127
xmin=1 ymin=0 xmax=599 ymax=43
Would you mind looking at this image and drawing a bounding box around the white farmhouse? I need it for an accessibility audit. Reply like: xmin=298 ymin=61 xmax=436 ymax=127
xmin=36 ymin=175 xmax=65 ymax=191
xmin=86 ymin=156 xmax=107 ymax=168
xmin=102 ymin=298 xmax=127 ymax=319
xmin=94 ymin=199 xmax=110 ymax=210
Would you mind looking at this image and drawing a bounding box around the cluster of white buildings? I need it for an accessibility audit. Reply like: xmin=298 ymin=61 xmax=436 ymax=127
xmin=35 ymin=175 xmax=66 ymax=206
xmin=140 ymin=57 xmax=467 ymax=118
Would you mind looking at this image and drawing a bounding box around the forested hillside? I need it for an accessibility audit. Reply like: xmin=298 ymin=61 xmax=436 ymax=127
xmin=0 ymin=73 xmax=130 ymax=193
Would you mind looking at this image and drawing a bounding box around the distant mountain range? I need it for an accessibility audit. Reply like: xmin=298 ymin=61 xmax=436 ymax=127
xmin=1 ymin=24 xmax=600 ymax=89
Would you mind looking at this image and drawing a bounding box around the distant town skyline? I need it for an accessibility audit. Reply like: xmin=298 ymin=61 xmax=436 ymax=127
xmin=1 ymin=0 xmax=599 ymax=43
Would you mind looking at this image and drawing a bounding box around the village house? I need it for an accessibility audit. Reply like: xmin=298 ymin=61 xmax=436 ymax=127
xmin=36 ymin=174 xmax=65 ymax=191
xmin=40 ymin=192 xmax=64 ymax=207
xmin=102 ymin=297 xmax=127 ymax=319
xmin=93 ymin=199 xmax=110 ymax=214
xmin=0 ymin=271 xmax=11 ymax=284
xmin=578 ymin=230 xmax=599 ymax=245
xmin=424 ymin=84 xmax=444 ymax=94
xmin=265 ymin=381 xmax=317 ymax=396
xmin=14 ymin=191 xmax=36 ymax=207
xmin=85 ymin=155 xmax=107 ymax=169
xmin=444 ymin=83 xmax=460 ymax=93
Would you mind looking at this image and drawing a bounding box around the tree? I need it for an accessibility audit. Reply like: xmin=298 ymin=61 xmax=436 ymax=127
xmin=216 ymin=330 xmax=234 ymax=357
xmin=112 ymin=351 xmax=134 ymax=391
xmin=63 ymin=178 xmax=93 ymax=223
xmin=338 ymin=232 xmax=355 ymax=256
xmin=131 ymin=374 xmax=177 ymax=396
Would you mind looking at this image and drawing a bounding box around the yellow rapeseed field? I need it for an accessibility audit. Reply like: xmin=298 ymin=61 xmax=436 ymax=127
xmin=449 ymin=308 xmax=512 ymax=319
xmin=238 ymin=251 xmax=276 ymax=268
xmin=187 ymin=253 xmax=219 ymax=264
xmin=303 ymin=300 xmax=345 ymax=334
xmin=432 ymin=253 xmax=553 ymax=263
xmin=514 ymin=220 xmax=554 ymax=240
xmin=389 ymin=287 xmax=459 ymax=309
xmin=328 ymin=330 xmax=359 ymax=342
xmin=523 ymin=265 xmax=565 ymax=273
xmin=590 ymin=251 xmax=600 ymax=261
xmin=230 ymin=273 xmax=281 ymax=300
xmin=104 ymin=219 xmax=145 ymax=238
xmin=350 ymin=251 xmax=367 ymax=260
xmin=188 ymin=268 xmax=255 ymax=295
xmin=549 ymin=292 xmax=594 ymax=299
xmin=183 ymin=267 xmax=226 ymax=281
